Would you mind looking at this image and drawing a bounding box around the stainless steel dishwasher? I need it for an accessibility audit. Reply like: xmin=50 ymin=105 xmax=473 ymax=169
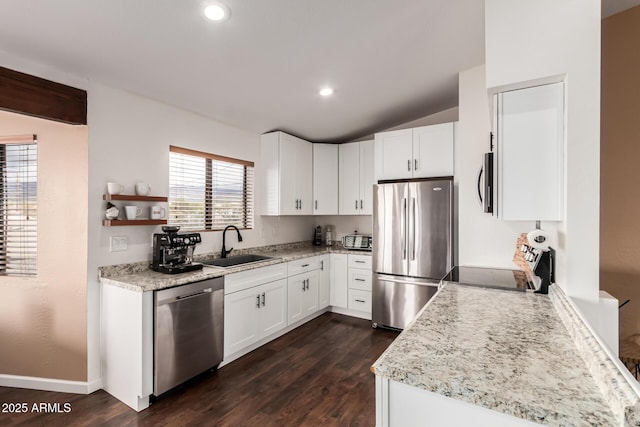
xmin=154 ymin=277 xmax=224 ymax=396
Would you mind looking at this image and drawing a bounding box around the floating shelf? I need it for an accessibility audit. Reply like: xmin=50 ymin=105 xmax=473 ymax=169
xmin=102 ymin=219 xmax=167 ymax=227
xmin=103 ymin=194 xmax=168 ymax=202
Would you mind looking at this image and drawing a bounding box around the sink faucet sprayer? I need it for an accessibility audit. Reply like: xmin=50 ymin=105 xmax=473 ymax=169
xmin=221 ymin=225 xmax=243 ymax=258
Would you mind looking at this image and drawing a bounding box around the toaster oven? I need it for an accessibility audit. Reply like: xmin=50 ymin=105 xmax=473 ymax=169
xmin=341 ymin=234 xmax=372 ymax=251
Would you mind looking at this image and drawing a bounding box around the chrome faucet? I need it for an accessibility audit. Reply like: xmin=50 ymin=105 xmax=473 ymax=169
xmin=221 ymin=225 xmax=243 ymax=258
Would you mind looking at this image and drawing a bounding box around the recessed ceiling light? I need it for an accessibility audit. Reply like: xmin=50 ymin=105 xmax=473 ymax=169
xmin=204 ymin=3 xmax=230 ymax=21
xmin=319 ymin=87 xmax=334 ymax=97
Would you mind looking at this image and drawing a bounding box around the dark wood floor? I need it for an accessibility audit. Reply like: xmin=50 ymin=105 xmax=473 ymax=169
xmin=0 ymin=313 xmax=398 ymax=427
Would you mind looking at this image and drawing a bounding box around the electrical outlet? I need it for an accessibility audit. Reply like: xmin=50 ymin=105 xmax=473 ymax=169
xmin=110 ymin=236 xmax=128 ymax=252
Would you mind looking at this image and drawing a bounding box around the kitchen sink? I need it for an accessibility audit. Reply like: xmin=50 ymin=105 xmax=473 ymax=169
xmin=202 ymin=254 xmax=276 ymax=268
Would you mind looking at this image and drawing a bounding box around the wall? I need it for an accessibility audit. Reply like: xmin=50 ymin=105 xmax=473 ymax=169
xmin=0 ymin=110 xmax=88 ymax=382
xmin=86 ymin=83 xmax=315 ymax=383
xmin=600 ymin=5 xmax=640 ymax=342
xmin=485 ymin=0 xmax=602 ymax=312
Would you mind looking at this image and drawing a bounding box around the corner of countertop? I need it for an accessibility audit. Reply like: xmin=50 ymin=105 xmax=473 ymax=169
xmin=549 ymin=284 xmax=640 ymax=426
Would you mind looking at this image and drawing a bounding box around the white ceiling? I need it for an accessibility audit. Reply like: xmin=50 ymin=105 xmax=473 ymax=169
xmin=0 ymin=1 xmax=636 ymax=142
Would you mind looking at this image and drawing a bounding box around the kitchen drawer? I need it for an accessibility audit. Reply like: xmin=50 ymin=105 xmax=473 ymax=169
xmin=348 ymin=269 xmax=372 ymax=291
xmin=348 ymin=289 xmax=372 ymax=313
xmin=224 ymin=263 xmax=288 ymax=295
xmin=348 ymin=254 xmax=371 ymax=269
xmin=288 ymin=256 xmax=320 ymax=276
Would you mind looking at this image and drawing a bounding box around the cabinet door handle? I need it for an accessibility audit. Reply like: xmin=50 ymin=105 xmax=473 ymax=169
xmin=315 ymin=200 xmax=318 ymax=210
xmin=306 ymin=279 xmax=310 ymax=290
xmin=360 ymin=200 xmax=363 ymax=209
xmin=355 ymin=200 xmax=358 ymax=210
xmin=261 ymin=292 xmax=266 ymax=306
xmin=299 ymin=199 xmax=302 ymax=210
xmin=320 ymin=260 xmax=324 ymax=271
xmin=414 ymin=159 xmax=418 ymax=171
xmin=302 ymin=281 xmax=306 ymax=291
xmin=256 ymin=295 xmax=261 ymax=308
xmin=408 ymin=160 xmax=411 ymax=171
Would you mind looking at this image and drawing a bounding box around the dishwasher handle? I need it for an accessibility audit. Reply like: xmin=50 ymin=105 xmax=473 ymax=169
xmin=171 ymin=288 xmax=212 ymax=303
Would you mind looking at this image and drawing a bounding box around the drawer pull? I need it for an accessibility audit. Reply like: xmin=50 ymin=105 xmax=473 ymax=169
xmin=355 ymin=260 xmax=365 ymax=264
xmin=355 ymin=299 xmax=366 ymax=303
xmin=302 ymin=264 xmax=310 ymax=267
xmin=355 ymin=278 xmax=366 ymax=282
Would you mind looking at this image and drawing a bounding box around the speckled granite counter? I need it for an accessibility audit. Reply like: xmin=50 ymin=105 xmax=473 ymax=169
xmin=372 ymin=284 xmax=640 ymax=426
xmin=99 ymin=242 xmax=369 ymax=292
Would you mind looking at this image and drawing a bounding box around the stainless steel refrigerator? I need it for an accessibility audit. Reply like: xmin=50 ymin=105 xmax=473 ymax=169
xmin=372 ymin=178 xmax=453 ymax=330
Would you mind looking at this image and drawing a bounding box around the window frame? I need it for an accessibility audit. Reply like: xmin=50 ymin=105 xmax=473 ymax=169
xmin=0 ymin=134 xmax=38 ymax=277
xmin=168 ymin=145 xmax=254 ymax=232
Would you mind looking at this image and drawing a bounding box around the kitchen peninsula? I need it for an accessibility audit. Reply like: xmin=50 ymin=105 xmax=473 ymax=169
xmin=372 ymin=284 xmax=640 ymax=426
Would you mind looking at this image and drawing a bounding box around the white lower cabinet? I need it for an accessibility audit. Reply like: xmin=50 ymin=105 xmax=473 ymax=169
xmin=330 ymin=252 xmax=372 ymax=318
xmin=347 ymin=254 xmax=372 ymax=315
xmin=224 ymin=264 xmax=287 ymax=359
xmin=318 ymin=255 xmax=330 ymax=309
xmin=330 ymin=253 xmax=348 ymax=308
xmin=287 ymin=270 xmax=319 ymax=325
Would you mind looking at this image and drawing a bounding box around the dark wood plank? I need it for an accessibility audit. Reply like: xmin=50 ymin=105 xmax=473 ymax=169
xmin=0 ymin=313 xmax=398 ymax=426
xmin=0 ymin=66 xmax=87 ymax=125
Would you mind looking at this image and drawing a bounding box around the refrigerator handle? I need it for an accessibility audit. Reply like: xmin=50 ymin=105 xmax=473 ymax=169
xmin=411 ymin=197 xmax=416 ymax=260
xmin=402 ymin=198 xmax=407 ymax=260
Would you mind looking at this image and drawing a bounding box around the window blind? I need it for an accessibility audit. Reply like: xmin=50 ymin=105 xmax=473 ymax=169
xmin=0 ymin=134 xmax=37 ymax=276
xmin=169 ymin=146 xmax=254 ymax=231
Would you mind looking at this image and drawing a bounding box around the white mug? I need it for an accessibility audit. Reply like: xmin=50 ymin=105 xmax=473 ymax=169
xmin=107 ymin=182 xmax=125 ymax=195
xmin=124 ymin=205 xmax=142 ymax=220
xmin=151 ymin=206 xmax=167 ymax=220
xmin=135 ymin=182 xmax=151 ymax=196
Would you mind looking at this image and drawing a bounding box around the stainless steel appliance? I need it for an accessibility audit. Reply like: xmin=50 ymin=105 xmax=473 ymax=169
xmin=154 ymin=277 xmax=224 ymax=396
xmin=341 ymin=234 xmax=372 ymax=251
xmin=151 ymin=225 xmax=203 ymax=274
xmin=372 ymin=178 xmax=453 ymax=330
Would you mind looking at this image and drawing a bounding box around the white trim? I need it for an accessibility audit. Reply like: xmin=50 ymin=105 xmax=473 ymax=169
xmin=329 ymin=306 xmax=371 ymax=320
xmin=0 ymin=374 xmax=102 ymax=394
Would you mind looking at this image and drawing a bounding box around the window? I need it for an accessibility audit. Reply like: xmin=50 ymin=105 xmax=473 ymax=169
xmin=0 ymin=134 xmax=37 ymax=276
xmin=169 ymin=145 xmax=254 ymax=231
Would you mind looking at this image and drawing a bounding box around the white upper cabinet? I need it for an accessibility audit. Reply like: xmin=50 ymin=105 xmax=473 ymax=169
xmin=312 ymin=143 xmax=339 ymax=215
xmin=496 ymin=82 xmax=564 ymax=221
xmin=375 ymin=123 xmax=455 ymax=181
xmin=339 ymin=140 xmax=374 ymax=215
xmin=260 ymin=131 xmax=313 ymax=215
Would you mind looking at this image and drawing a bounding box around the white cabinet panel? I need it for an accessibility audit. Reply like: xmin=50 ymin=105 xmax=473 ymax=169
xmin=496 ymin=82 xmax=564 ymax=221
xmin=313 ymin=144 xmax=339 ymax=215
xmin=224 ymin=286 xmax=262 ymax=357
xmin=348 ymin=289 xmax=372 ymax=313
xmin=330 ymin=253 xmax=348 ymax=308
xmin=259 ymin=279 xmax=287 ymax=337
xmin=339 ymin=140 xmax=374 ymax=215
xmin=375 ymin=123 xmax=455 ymax=181
xmin=374 ymin=129 xmax=414 ymax=180
xmin=413 ymin=123 xmax=454 ymax=178
xmin=287 ymin=270 xmax=319 ymax=325
xmin=260 ymin=131 xmax=313 ymax=215
xmin=318 ymin=255 xmax=330 ymax=309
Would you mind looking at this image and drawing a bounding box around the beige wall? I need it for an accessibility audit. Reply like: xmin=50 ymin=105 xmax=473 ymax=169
xmin=0 ymin=110 xmax=88 ymax=381
xmin=601 ymin=5 xmax=640 ymax=342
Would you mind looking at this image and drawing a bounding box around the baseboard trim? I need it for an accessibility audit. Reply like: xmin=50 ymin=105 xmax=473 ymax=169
xmin=0 ymin=374 xmax=102 ymax=394
xmin=330 ymin=306 xmax=372 ymax=321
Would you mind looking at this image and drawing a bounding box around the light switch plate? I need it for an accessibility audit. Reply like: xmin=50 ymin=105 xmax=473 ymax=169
xmin=110 ymin=236 xmax=128 ymax=252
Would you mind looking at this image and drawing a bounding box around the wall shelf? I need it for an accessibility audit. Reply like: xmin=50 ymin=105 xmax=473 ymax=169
xmin=102 ymin=219 xmax=167 ymax=227
xmin=103 ymin=194 xmax=168 ymax=202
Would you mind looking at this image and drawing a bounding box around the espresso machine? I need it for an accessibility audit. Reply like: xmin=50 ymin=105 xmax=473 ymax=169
xmin=151 ymin=226 xmax=204 ymax=274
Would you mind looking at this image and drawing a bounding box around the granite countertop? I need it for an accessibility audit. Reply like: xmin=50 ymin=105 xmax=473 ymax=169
xmin=99 ymin=243 xmax=371 ymax=292
xmin=372 ymin=283 xmax=640 ymax=426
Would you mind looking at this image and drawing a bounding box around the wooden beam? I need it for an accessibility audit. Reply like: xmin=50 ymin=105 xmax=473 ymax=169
xmin=0 ymin=66 xmax=87 ymax=125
